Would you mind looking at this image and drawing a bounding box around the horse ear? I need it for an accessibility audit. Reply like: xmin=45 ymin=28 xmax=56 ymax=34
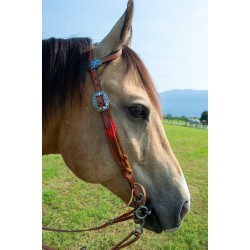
xmin=94 ymin=0 xmax=133 ymax=58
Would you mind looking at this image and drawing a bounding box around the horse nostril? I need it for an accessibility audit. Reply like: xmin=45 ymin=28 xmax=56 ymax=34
xmin=180 ymin=200 xmax=190 ymax=221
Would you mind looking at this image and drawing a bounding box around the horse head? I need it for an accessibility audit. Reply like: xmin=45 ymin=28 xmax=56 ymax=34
xmin=42 ymin=0 xmax=190 ymax=233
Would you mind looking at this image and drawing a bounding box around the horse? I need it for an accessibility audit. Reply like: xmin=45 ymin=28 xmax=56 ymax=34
xmin=202 ymin=119 xmax=208 ymax=126
xmin=188 ymin=118 xmax=200 ymax=125
xmin=42 ymin=0 xmax=190 ymax=236
xmin=188 ymin=118 xmax=201 ymax=128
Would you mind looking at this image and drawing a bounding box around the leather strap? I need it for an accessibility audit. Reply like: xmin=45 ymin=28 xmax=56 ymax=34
xmin=88 ymin=49 xmax=109 ymax=128
xmin=42 ymin=209 xmax=134 ymax=233
xmin=88 ymin=49 xmax=123 ymax=129
xmin=42 ymin=210 xmax=135 ymax=250
xmin=101 ymin=49 xmax=122 ymax=64
xmin=111 ymin=230 xmax=142 ymax=250
xmin=42 ymin=244 xmax=55 ymax=250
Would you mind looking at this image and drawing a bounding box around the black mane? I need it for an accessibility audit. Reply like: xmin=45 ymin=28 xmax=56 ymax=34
xmin=42 ymin=37 xmax=92 ymax=124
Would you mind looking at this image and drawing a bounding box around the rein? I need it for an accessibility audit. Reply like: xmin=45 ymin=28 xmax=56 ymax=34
xmin=42 ymin=46 xmax=151 ymax=249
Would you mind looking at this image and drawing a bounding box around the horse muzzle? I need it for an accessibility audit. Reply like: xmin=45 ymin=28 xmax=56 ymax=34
xmin=143 ymin=199 xmax=190 ymax=233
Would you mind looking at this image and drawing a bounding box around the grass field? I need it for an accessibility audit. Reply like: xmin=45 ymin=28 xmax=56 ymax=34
xmin=42 ymin=124 xmax=208 ymax=250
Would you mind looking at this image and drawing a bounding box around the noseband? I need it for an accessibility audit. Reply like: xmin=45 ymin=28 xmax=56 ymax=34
xmin=42 ymin=46 xmax=151 ymax=250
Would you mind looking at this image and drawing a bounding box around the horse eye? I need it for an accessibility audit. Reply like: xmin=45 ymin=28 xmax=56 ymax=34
xmin=128 ymin=105 xmax=148 ymax=120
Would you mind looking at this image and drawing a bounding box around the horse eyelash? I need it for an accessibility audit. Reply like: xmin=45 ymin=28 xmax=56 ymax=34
xmin=128 ymin=105 xmax=149 ymax=120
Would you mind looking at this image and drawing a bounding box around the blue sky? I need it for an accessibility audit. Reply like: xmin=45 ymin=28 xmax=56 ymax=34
xmin=42 ymin=0 xmax=207 ymax=93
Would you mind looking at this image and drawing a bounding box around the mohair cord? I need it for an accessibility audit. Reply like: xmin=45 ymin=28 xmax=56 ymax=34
xmin=104 ymin=114 xmax=133 ymax=178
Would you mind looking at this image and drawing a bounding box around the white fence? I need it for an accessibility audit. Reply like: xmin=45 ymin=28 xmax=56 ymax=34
xmin=163 ymin=118 xmax=208 ymax=130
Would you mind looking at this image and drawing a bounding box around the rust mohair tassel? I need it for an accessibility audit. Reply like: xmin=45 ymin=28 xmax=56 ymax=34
xmin=104 ymin=116 xmax=117 ymax=139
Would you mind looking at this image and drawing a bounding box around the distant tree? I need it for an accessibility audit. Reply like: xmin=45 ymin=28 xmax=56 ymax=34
xmin=200 ymin=111 xmax=208 ymax=124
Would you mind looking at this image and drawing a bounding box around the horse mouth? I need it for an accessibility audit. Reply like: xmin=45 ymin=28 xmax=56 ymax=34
xmin=144 ymin=207 xmax=163 ymax=233
xmin=143 ymin=200 xmax=181 ymax=234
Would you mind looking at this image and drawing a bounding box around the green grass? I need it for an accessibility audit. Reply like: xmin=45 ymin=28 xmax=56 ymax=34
xmin=43 ymin=124 xmax=208 ymax=249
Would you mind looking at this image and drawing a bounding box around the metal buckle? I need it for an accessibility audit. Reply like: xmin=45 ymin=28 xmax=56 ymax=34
xmin=92 ymin=91 xmax=109 ymax=112
xmin=88 ymin=58 xmax=102 ymax=70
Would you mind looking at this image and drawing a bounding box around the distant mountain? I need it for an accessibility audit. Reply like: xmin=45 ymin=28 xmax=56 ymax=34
xmin=159 ymin=89 xmax=208 ymax=118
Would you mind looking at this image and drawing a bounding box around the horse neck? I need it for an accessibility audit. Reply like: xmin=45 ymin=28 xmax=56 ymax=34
xmin=42 ymin=72 xmax=92 ymax=156
xmin=42 ymin=111 xmax=62 ymax=155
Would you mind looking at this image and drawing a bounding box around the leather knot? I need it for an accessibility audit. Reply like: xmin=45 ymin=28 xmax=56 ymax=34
xmin=123 ymin=154 xmax=128 ymax=160
xmin=120 ymin=154 xmax=132 ymax=176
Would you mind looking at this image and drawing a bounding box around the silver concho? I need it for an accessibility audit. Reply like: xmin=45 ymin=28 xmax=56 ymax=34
xmin=88 ymin=58 xmax=102 ymax=70
xmin=92 ymin=91 xmax=109 ymax=112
